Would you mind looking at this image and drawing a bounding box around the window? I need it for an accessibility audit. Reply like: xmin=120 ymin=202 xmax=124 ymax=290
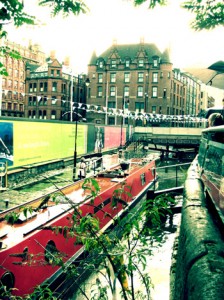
xmin=97 ymin=86 xmax=103 ymax=97
xmin=52 ymin=96 xmax=57 ymax=105
xmin=110 ymin=86 xmax=116 ymax=97
xmin=52 ymin=82 xmax=57 ymax=92
xmin=98 ymin=73 xmax=103 ymax=83
xmin=124 ymin=73 xmax=130 ymax=83
xmin=40 ymin=82 xmax=44 ymax=92
xmin=51 ymin=110 xmax=56 ymax=119
xmin=138 ymin=59 xmax=144 ymax=67
xmin=124 ymin=86 xmax=129 ymax=97
xmin=41 ymin=110 xmax=46 ymax=119
xmin=125 ymin=60 xmax=130 ymax=68
xmin=44 ymin=82 xmax=48 ymax=92
xmin=13 ymin=103 xmax=18 ymax=111
xmin=14 ymin=69 xmax=18 ymax=78
xmin=137 ymin=86 xmax=143 ymax=97
xmin=108 ymin=101 xmax=116 ymax=109
xmin=111 ymin=60 xmax=116 ymax=68
xmin=138 ymin=72 xmax=144 ymax=83
xmin=152 ymin=73 xmax=158 ymax=83
xmin=99 ymin=61 xmax=104 ymax=68
xmin=163 ymin=88 xmax=167 ymax=98
xmin=153 ymin=59 xmax=158 ymax=67
xmin=29 ymin=83 xmax=33 ymax=92
xmin=152 ymin=106 xmax=156 ymax=113
xmin=135 ymin=102 xmax=144 ymax=113
xmin=108 ymin=117 xmax=115 ymax=125
xmin=56 ymin=70 xmax=60 ymax=77
xmin=110 ymin=73 xmax=116 ymax=83
xmin=160 ymin=72 xmax=163 ymax=78
xmin=33 ymin=96 xmax=37 ymax=106
xmin=44 ymin=96 xmax=47 ymax=105
xmin=152 ymin=87 xmax=158 ymax=98
xmin=8 ymin=68 xmax=12 ymax=76
xmin=19 ymin=104 xmax=23 ymax=112
xmin=33 ymin=83 xmax=37 ymax=92
xmin=19 ymin=82 xmax=23 ymax=91
xmin=39 ymin=110 xmax=43 ymax=119
xmin=14 ymin=81 xmax=18 ymax=89
xmin=28 ymin=96 xmax=32 ymax=106
xmin=51 ymin=70 xmax=54 ymax=76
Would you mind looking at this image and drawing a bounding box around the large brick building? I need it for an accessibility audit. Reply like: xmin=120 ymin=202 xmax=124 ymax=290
xmin=25 ymin=53 xmax=88 ymax=121
xmin=87 ymin=40 xmax=173 ymax=126
xmin=1 ymin=40 xmax=45 ymax=117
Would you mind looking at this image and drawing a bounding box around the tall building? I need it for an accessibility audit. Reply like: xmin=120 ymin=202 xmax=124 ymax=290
xmin=173 ymin=69 xmax=201 ymax=117
xmin=1 ymin=40 xmax=46 ymax=117
xmin=87 ymin=40 xmax=173 ymax=126
xmin=25 ymin=53 xmax=88 ymax=121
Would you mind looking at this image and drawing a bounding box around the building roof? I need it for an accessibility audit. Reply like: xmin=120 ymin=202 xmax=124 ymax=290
xmin=89 ymin=42 xmax=171 ymax=65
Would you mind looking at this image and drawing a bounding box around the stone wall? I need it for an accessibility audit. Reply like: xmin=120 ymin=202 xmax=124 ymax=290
xmin=171 ymin=163 xmax=224 ymax=299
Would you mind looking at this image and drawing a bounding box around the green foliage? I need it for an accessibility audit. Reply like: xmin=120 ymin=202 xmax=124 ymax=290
xmin=4 ymin=211 xmax=20 ymax=224
xmin=0 ymin=0 xmax=35 ymax=29
xmin=134 ymin=0 xmax=224 ymax=30
xmin=182 ymin=0 xmax=224 ymax=30
xmin=39 ymin=0 xmax=89 ymax=17
xmin=134 ymin=0 xmax=167 ymax=8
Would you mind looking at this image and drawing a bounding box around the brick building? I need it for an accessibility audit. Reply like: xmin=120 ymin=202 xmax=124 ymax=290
xmin=87 ymin=40 xmax=173 ymax=126
xmin=1 ymin=40 xmax=45 ymax=117
xmin=25 ymin=53 xmax=89 ymax=121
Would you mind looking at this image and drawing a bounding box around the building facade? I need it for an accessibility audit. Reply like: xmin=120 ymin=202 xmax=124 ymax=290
xmin=87 ymin=41 xmax=173 ymax=126
xmin=1 ymin=40 xmax=46 ymax=118
xmin=25 ymin=55 xmax=88 ymax=121
xmin=172 ymin=69 xmax=201 ymax=117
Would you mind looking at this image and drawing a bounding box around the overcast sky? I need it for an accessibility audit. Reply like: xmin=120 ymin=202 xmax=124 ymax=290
xmin=6 ymin=0 xmax=224 ymax=74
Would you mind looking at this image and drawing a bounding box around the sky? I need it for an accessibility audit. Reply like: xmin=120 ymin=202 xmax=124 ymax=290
xmin=6 ymin=0 xmax=224 ymax=74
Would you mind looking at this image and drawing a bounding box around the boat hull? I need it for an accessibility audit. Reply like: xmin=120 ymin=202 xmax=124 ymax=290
xmin=0 ymin=158 xmax=156 ymax=296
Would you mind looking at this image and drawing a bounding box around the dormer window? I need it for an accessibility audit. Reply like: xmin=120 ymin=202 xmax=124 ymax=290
xmin=111 ymin=60 xmax=116 ymax=68
xmin=125 ymin=60 xmax=130 ymax=68
xmin=97 ymin=59 xmax=104 ymax=68
xmin=153 ymin=58 xmax=158 ymax=67
xmin=138 ymin=59 xmax=144 ymax=67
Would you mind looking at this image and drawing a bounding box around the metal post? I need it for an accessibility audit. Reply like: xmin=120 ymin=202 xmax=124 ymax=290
xmin=73 ymin=75 xmax=80 ymax=181
xmin=70 ymin=70 xmax=73 ymax=122
xmin=120 ymin=97 xmax=124 ymax=147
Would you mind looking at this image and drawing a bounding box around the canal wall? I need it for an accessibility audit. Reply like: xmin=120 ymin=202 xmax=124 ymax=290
xmin=170 ymin=161 xmax=224 ymax=300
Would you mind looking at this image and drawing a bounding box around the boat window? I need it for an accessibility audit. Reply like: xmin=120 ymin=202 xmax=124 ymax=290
xmin=204 ymin=145 xmax=223 ymax=176
xmin=0 ymin=271 xmax=15 ymax=291
xmin=45 ymin=240 xmax=58 ymax=264
xmin=141 ymin=173 xmax=146 ymax=185
xmin=94 ymin=198 xmax=111 ymax=214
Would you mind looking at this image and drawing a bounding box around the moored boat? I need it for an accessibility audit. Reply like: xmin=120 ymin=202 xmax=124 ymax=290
xmin=194 ymin=125 xmax=224 ymax=220
xmin=0 ymin=152 xmax=157 ymax=297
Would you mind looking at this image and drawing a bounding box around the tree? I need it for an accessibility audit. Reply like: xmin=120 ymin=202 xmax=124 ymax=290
xmin=0 ymin=0 xmax=89 ymax=75
xmin=134 ymin=0 xmax=224 ymax=30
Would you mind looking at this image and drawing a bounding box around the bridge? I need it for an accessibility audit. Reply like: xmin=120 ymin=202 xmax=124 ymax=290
xmin=133 ymin=126 xmax=202 ymax=146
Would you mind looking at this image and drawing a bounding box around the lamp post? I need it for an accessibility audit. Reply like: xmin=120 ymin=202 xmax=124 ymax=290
xmin=72 ymin=76 xmax=90 ymax=181
xmin=120 ymin=96 xmax=129 ymax=148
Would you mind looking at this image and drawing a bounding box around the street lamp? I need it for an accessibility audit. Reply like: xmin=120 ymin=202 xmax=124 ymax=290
xmin=120 ymin=96 xmax=129 ymax=148
xmin=73 ymin=76 xmax=90 ymax=181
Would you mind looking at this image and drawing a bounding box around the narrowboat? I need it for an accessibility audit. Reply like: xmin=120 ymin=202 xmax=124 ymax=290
xmin=195 ymin=125 xmax=224 ymax=220
xmin=0 ymin=153 xmax=157 ymax=297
